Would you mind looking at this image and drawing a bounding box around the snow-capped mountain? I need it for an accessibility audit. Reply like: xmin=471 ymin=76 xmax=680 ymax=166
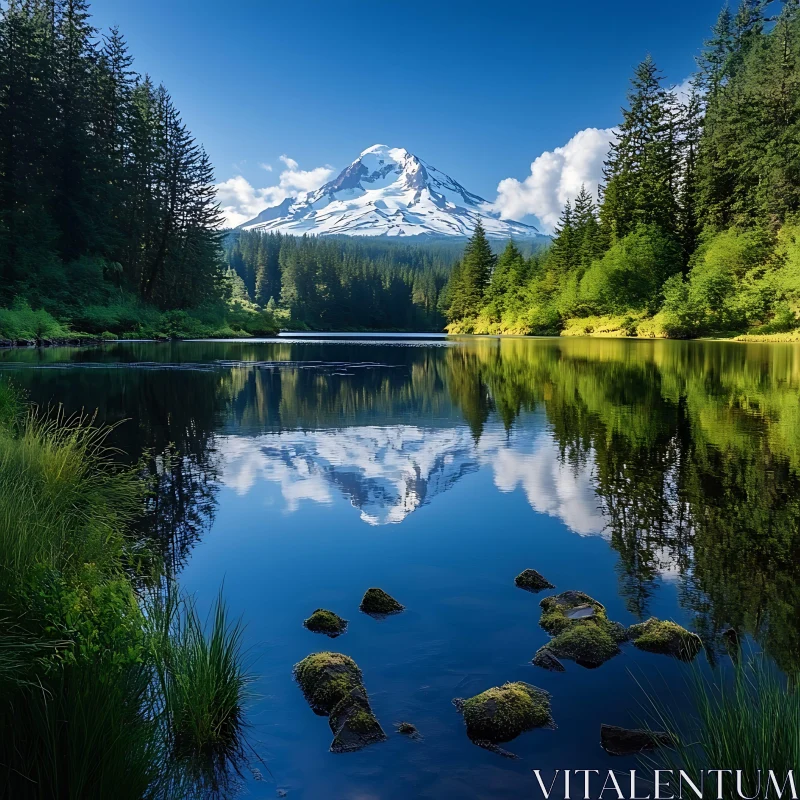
xmin=239 ymin=144 xmax=544 ymax=240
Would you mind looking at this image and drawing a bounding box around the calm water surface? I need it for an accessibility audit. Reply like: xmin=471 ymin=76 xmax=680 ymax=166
xmin=2 ymin=336 xmax=799 ymax=799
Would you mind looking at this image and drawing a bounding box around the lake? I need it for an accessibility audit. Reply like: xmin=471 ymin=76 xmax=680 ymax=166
xmin=2 ymin=336 xmax=798 ymax=799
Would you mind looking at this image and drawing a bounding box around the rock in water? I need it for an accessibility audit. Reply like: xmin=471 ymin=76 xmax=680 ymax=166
xmin=396 ymin=721 xmax=420 ymax=738
xmin=294 ymin=652 xmax=386 ymax=752
xmin=539 ymin=591 xmax=606 ymax=635
xmin=600 ymin=724 xmax=675 ymax=756
xmin=360 ymin=587 xmax=404 ymax=616
xmin=532 ymin=647 xmax=566 ymax=672
xmin=627 ymin=618 xmax=702 ymax=661
xmin=515 ymin=569 xmax=555 ymax=593
xmin=455 ymin=682 xmax=553 ymax=744
xmin=538 ymin=591 xmax=627 ymax=669
xmin=303 ymin=609 xmax=348 ymax=637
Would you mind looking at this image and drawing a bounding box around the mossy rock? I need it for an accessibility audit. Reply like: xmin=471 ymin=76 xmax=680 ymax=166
xmin=360 ymin=587 xmax=404 ymax=616
xmin=294 ymin=652 xmax=362 ymax=714
xmin=329 ymin=689 xmax=387 ymax=753
xmin=628 ymin=617 xmax=702 ymax=661
xmin=294 ymin=652 xmax=386 ymax=752
xmin=303 ymin=609 xmax=348 ymax=637
xmin=547 ymin=622 xmax=621 ymax=668
xmin=458 ymin=682 xmax=553 ymax=744
xmin=539 ymin=590 xmax=606 ymax=635
xmin=538 ymin=590 xmax=627 ymax=669
xmin=515 ymin=569 xmax=554 ymax=593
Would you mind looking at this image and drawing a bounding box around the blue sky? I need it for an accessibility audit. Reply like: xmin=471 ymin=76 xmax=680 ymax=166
xmin=90 ymin=0 xmax=724 ymax=230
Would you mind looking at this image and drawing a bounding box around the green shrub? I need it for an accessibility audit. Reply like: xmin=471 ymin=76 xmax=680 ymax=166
xmin=579 ymin=225 xmax=681 ymax=314
xmin=0 ymin=300 xmax=70 ymax=340
xmin=686 ymin=228 xmax=773 ymax=331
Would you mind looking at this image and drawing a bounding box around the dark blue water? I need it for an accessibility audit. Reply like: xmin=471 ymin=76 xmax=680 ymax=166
xmin=2 ymin=336 xmax=798 ymax=799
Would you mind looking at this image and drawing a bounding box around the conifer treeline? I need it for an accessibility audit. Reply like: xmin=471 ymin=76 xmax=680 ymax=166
xmin=224 ymin=231 xmax=452 ymax=330
xmin=0 ymin=0 xmax=223 ymax=314
xmin=444 ymin=0 xmax=800 ymax=338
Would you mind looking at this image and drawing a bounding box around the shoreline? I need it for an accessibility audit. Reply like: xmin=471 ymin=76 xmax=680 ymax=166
xmin=3 ymin=329 xmax=800 ymax=351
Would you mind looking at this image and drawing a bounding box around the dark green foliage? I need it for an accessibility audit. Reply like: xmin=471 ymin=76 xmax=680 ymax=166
xmin=223 ymin=231 xmax=450 ymax=330
xmin=444 ymin=222 xmax=496 ymax=321
xmin=0 ymin=0 xmax=224 ymax=322
xmin=643 ymin=655 xmax=800 ymax=784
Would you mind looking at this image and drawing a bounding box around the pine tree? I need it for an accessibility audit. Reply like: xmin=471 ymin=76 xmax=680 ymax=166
xmin=698 ymin=6 xmax=735 ymax=98
xmin=446 ymin=222 xmax=494 ymax=320
xmin=548 ymin=199 xmax=578 ymax=272
xmin=485 ymin=240 xmax=527 ymax=318
xmin=600 ymin=55 xmax=680 ymax=240
xmin=572 ymin=185 xmax=605 ymax=266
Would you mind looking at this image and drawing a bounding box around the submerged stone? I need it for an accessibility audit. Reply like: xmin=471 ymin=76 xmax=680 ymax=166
xmin=294 ymin=652 xmax=387 ymax=752
xmin=456 ymin=682 xmax=553 ymax=744
xmin=600 ymin=724 xmax=675 ymax=756
xmin=360 ymin=587 xmax=404 ymax=616
xmin=303 ymin=608 xmax=348 ymax=637
xmin=532 ymin=647 xmax=566 ymax=672
xmin=628 ymin=617 xmax=702 ymax=661
xmin=515 ymin=569 xmax=555 ymax=593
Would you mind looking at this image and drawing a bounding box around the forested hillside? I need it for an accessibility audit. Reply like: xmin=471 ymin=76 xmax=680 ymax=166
xmin=0 ymin=0 xmax=275 ymax=341
xmin=223 ymin=232 xmax=454 ymax=330
xmin=444 ymin=0 xmax=800 ymax=339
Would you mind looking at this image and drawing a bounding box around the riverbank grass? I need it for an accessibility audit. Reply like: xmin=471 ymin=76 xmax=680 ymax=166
xmin=640 ymin=655 xmax=800 ymax=788
xmin=0 ymin=380 xmax=254 ymax=798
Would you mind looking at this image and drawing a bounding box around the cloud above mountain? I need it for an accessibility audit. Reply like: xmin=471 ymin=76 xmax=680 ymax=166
xmin=216 ymin=156 xmax=334 ymax=227
xmin=492 ymin=127 xmax=617 ymax=233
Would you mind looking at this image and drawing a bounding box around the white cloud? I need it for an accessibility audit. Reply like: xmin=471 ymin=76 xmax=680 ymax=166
xmin=669 ymin=76 xmax=698 ymax=107
xmin=215 ymin=156 xmax=334 ymax=227
xmin=493 ymin=128 xmax=616 ymax=233
xmin=259 ymin=162 xmax=273 ymax=172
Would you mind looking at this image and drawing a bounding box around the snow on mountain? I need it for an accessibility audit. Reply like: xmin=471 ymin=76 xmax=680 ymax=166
xmin=238 ymin=144 xmax=544 ymax=240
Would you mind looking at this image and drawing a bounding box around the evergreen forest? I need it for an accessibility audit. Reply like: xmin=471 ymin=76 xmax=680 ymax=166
xmin=5 ymin=0 xmax=800 ymax=341
xmin=443 ymin=1 xmax=800 ymax=340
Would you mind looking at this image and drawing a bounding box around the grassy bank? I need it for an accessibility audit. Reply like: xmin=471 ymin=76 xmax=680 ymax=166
xmin=0 ymin=381 xmax=254 ymax=798
xmin=447 ymin=312 xmax=800 ymax=342
xmin=641 ymin=655 xmax=799 ymax=793
xmin=0 ymin=296 xmax=278 ymax=345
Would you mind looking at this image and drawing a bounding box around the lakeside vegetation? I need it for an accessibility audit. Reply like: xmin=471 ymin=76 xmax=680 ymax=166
xmin=443 ymin=0 xmax=800 ymax=340
xmin=0 ymin=379 xmax=253 ymax=797
xmin=0 ymin=0 xmax=276 ymax=343
xmin=642 ymin=655 xmax=800 ymax=790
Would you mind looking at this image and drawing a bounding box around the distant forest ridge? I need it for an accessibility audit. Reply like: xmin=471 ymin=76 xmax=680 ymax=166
xmin=222 ymin=231 xmax=549 ymax=331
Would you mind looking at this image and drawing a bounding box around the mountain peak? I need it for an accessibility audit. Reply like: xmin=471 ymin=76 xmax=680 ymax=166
xmin=239 ymin=145 xmax=545 ymax=240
